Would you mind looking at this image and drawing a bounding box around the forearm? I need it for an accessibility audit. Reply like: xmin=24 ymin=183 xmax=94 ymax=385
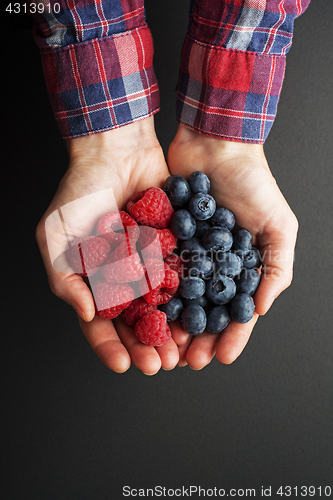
xmin=177 ymin=0 xmax=311 ymax=143
xmin=27 ymin=0 xmax=159 ymax=139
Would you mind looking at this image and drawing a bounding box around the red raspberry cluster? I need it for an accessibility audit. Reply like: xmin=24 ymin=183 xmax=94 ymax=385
xmin=66 ymin=187 xmax=178 ymax=346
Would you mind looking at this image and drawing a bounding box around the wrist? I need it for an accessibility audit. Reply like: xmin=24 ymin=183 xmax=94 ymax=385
xmin=174 ymin=124 xmax=264 ymax=158
xmin=168 ymin=124 xmax=271 ymax=179
xmin=67 ymin=117 xmax=159 ymax=163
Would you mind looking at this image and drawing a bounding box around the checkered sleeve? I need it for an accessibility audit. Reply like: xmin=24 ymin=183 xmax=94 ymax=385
xmin=28 ymin=0 xmax=159 ymax=139
xmin=177 ymin=0 xmax=311 ymax=144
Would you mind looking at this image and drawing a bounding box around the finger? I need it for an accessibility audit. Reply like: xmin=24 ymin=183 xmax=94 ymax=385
xmin=170 ymin=319 xmax=190 ymax=346
xmin=156 ymin=338 xmax=180 ymax=370
xmin=177 ymin=336 xmax=192 ymax=367
xmin=185 ymin=332 xmax=219 ymax=370
xmin=113 ymin=316 xmax=162 ymax=375
xmin=215 ymin=313 xmax=259 ymax=364
xmin=255 ymin=216 xmax=298 ymax=315
xmin=78 ymin=316 xmax=131 ymax=373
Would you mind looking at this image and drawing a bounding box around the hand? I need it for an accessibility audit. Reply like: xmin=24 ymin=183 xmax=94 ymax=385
xmin=36 ymin=117 xmax=179 ymax=375
xmin=167 ymin=125 xmax=298 ymax=369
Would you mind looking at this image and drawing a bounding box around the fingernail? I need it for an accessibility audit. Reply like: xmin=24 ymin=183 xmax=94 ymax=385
xmin=72 ymin=302 xmax=87 ymax=321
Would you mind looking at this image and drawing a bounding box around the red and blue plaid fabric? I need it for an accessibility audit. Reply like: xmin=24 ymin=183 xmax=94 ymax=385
xmin=177 ymin=0 xmax=311 ymax=143
xmin=29 ymin=0 xmax=159 ymax=138
xmin=29 ymin=0 xmax=311 ymax=142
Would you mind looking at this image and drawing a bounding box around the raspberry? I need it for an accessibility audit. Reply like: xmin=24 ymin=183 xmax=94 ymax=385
xmin=96 ymin=210 xmax=139 ymax=246
xmin=66 ymin=236 xmax=111 ymax=277
xmin=127 ymin=187 xmax=174 ymax=229
xmin=164 ymin=254 xmax=184 ymax=279
xmin=101 ymin=240 xmax=145 ymax=283
xmin=141 ymin=261 xmax=179 ymax=305
xmin=122 ymin=297 xmax=157 ymax=327
xmin=137 ymin=226 xmax=161 ymax=259
xmin=137 ymin=226 xmax=177 ymax=259
xmin=92 ymin=280 xmax=134 ymax=319
xmin=135 ymin=310 xmax=171 ymax=346
xmin=138 ymin=257 xmax=165 ymax=296
xmin=158 ymin=228 xmax=177 ymax=257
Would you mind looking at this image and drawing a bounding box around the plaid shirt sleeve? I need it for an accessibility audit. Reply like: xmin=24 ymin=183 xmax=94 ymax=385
xmin=177 ymin=0 xmax=311 ymax=144
xmin=28 ymin=0 xmax=159 ymax=139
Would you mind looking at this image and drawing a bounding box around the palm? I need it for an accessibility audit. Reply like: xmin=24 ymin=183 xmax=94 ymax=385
xmin=36 ymin=133 xmax=179 ymax=374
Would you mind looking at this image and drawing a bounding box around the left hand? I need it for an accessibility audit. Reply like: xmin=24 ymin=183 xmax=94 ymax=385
xmin=167 ymin=125 xmax=299 ymax=369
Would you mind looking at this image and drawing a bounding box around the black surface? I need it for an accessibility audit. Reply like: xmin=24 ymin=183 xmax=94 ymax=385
xmin=3 ymin=1 xmax=333 ymax=498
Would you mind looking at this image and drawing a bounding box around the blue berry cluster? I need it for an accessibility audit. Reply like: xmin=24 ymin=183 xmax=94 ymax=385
xmin=160 ymin=172 xmax=262 ymax=336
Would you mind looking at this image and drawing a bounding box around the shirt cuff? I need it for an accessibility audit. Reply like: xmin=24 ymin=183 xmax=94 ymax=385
xmin=176 ymin=34 xmax=286 ymax=144
xmin=40 ymin=26 xmax=160 ymax=139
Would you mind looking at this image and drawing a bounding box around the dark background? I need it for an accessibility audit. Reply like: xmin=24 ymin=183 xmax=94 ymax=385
xmin=3 ymin=1 xmax=332 ymax=498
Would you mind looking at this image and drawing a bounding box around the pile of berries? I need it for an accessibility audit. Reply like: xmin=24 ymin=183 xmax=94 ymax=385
xmin=162 ymin=172 xmax=262 ymax=336
xmin=66 ymin=187 xmax=179 ymax=346
xmin=66 ymin=172 xmax=262 ymax=347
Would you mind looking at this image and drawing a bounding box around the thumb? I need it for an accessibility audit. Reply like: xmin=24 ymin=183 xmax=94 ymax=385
xmin=49 ymin=272 xmax=96 ymax=322
xmin=255 ymin=215 xmax=298 ymax=315
xmin=36 ymin=221 xmax=95 ymax=322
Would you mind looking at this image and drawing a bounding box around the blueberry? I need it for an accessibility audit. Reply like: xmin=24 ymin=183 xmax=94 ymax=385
xmin=206 ymin=306 xmax=231 ymax=334
xmin=170 ymin=209 xmax=196 ymax=240
xmin=185 ymin=254 xmax=214 ymax=279
xmin=187 ymin=171 xmax=210 ymax=194
xmin=194 ymin=220 xmax=211 ymax=238
xmin=202 ymin=227 xmax=233 ymax=252
xmin=178 ymin=276 xmax=206 ymax=300
xmin=235 ymin=268 xmax=260 ymax=296
xmin=182 ymin=295 xmax=209 ymax=308
xmin=189 ymin=193 xmax=216 ymax=221
xmin=230 ymin=293 xmax=255 ymax=323
xmin=164 ymin=175 xmax=192 ymax=209
xmin=215 ymin=252 xmax=243 ymax=278
xmin=233 ymin=229 xmax=253 ymax=256
xmin=242 ymin=247 xmax=262 ymax=269
xmin=180 ymin=237 xmax=206 ymax=260
xmin=206 ymin=275 xmax=236 ymax=305
xmin=182 ymin=304 xmax=207 ymax=335
xmin=159 ymin=297 xmax=183 ymax=322
xmin=210 ymin=207 xmax=235 ymax=231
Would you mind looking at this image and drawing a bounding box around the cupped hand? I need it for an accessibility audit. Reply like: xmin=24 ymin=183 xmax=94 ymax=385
xmin=36 ymin=117 xmax=179 ymax=375
xmin=167 ymin=125 xmax=298 ymax=369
